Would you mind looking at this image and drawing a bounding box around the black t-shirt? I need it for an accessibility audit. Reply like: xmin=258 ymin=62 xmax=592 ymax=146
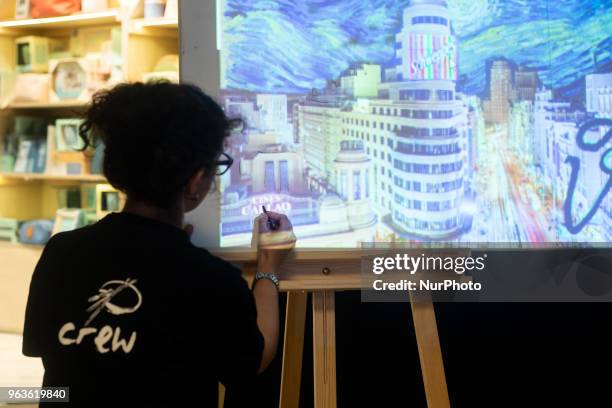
xmin=23 ymin=212 xmax=264 ymax=407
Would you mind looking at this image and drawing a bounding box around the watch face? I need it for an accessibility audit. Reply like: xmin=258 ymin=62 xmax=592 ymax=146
xmin=53 ymin=61 xmax=86 ymax=99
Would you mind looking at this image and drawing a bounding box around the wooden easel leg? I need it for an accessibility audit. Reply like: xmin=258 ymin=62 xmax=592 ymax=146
xmin=410 ymin=292 xmax=450 ymax=408
xmin=218 ymin=383 xmax=225 ymax=408
xmin=280 ymin=291 xmax=308 ymax=408
xmin=312 ymin=290 xmax=337 ymax=408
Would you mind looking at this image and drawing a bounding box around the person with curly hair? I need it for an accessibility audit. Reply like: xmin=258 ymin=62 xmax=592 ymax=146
xmin=22 ymin=82 xmax=294 ymax=407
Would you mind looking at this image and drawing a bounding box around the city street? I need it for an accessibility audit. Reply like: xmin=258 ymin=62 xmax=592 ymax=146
xmin=464 ymin=126 xmax=554 ymax=243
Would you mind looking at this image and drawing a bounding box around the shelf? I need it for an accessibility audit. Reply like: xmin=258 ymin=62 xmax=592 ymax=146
xmin=0 ymin=240 xmax=43 ymax=250
xmin=0 ymin=10 xmax=121 ymax=31
xmin=133 ymin=17 xmax=178 ymax=29
xmin=4 ymin=100 xmax=89 ymax=110
xmin=129 ymin=17 xmax=178 ymax=36
xmin=0 ymin=173 xmax=105 ymax=182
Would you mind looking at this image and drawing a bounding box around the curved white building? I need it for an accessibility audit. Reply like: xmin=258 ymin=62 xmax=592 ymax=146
xmin=386 ymin=0 xmax=466 ymax=239
xmin=297 ymin=0 xmax=469 ymax=241
xmin=334 ymin=140 xmax=376 ymax=229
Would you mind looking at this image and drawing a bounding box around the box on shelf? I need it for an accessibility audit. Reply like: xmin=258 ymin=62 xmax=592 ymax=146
xmin=52 ymin=208 xmax=84 ymax=236
xmin=82 ymin=0 xmax=109 ymax=13
xmin=67 ymin=26 xmax=122 ymax=84
xmin=0 ymin=72 xmax=16 ymax=108
xmin=6 ymin=116 xmax=49 ymax=173
xmin=164 ymin=0 xmax=177 ymax=18
xmin=14 ymin=115 xmax=49 ymax=136
xmin=142 ymin=54 xmax=179 ymax=83
xmin=30 ymin=0 xmax=81 ymax=18
xmin=15 ymin=36 xmax=67 ymax=73
xmin=49 ymin=55 xmax=111 ymax=101
xmin=96 ymin=183 xmax=124 ymax=219
xmin=11 ymin=73 xmax=50 ymax=103
xmin=0 ymin=133 xmax=19 ymax=173
xmin=18 ymin=220 xmax=53 ymax=245
xmin=90 ymin=140 xmax=104 ymax=174
xmin=81 ymin=183 xmax=100 ymax=224
xmin=12 ymin=138 xmax=32 ymax=172
xmin=56 ymin=186 xmax=82 ymax=208
xmin=15 ymin=0 xmax=31 ymax=19
xmin=46 ymin=123 xmax=93 ymax=175
xmin=0 ymin=219 xmax=19 ymax=243
xmin=142 ymin=70 xmax=178 ymax=83
xmin=144 ymin=0 xmax=166 ymax=18
xmin=54 ymin=118 xmax=85 ymax=151
xmin=18 ymin=219 xmax=54 ymax=245
xmin=52 ymin=150 xmax=92 ymax=174
xmin=13 ymin=138 xmax=47 ymax=173
xmin=81 ymin=183 xmax=97 ymax=210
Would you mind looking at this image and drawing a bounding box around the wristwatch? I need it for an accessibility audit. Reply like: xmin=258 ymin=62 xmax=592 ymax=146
xmin=254 ymin=272 xmax=280 ymax=288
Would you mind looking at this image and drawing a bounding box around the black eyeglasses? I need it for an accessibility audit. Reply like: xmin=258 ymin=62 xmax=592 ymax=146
xmin=215 ymin=152 xmax=234 ymax=175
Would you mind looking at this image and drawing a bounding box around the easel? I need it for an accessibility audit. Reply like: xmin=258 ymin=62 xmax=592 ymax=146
xmin=214 ymin=248 xmax=454 ymax=408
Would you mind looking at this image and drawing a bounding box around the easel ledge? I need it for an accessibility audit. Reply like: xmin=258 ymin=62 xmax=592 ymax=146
xmin=212 ymin=248 xmax=453 ymax=408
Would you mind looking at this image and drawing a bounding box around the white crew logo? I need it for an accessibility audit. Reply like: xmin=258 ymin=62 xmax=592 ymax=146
xmin=58 ymin=279 xmax=142 ymax=354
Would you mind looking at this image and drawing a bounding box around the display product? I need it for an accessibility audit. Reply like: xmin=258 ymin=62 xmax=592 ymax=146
xmin=144 ymin=0 xmax=165 ymax=18
xmin=11 ymin=73 xmax=49 ymax=103
xmin=30 ymin=0 xmax=80 ymax=18
xmin=95 ymin=184 xmax=124 ymax=219
xmin=15 ymin=0 xmax=31 ymax=19
xmin=142 ymin=54 xmax=179 ymax=83
xmin=81 ymin=0 xmax=107 ymax=13
xmin=54 ymin=119 xmax=85 ymax=151
xmin=16 ymin=36 xmax=50 ymax=73
xmin=0 ymin=218 xmax=19 ymax=243
xmin=49 ymin=56 xmax=110 ymax=101
xmin=18 ymin=219 xmax=54 ymax=245
xmin=52 ymin=208 xmax=84 ymax=236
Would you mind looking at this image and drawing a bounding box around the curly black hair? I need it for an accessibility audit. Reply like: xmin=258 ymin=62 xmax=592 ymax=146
xmin=79 ymin=82 xmax=240 ymax=209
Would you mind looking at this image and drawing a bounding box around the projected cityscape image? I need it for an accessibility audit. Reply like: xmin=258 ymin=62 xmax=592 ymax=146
xmin=216 ymin=0 xmax=612 ymax=247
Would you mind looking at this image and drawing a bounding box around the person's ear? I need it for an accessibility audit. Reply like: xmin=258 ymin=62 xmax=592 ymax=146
xmin=184 ymin=169 xmax=212 ymax=208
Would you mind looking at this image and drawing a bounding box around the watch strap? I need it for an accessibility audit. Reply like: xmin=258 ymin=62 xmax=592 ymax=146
xmin=254 ymin=271 xmax=280 ymax=288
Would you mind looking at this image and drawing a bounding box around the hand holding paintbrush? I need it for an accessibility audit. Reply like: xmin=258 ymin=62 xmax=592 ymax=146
xmin=251 ymin=207 xmax=296 ymax=250
xmin=262 ymin=206 xmax=280 ymax=230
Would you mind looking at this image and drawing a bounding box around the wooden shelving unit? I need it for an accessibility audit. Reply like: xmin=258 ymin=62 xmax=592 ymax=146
xmin=5 ymin=100 xmax=90 ymax=110
xmin=131 ymin=16 xmax=178 ymax=30
xmin=0 ymin=172 xmax=105 ymax=182
xmin=0 ymin=0 xmax=180 ymax=335
xmin=0 ymin=0 xmax=179 ymax=222
xmin=0 ymin=9 xmax=120 ymax=31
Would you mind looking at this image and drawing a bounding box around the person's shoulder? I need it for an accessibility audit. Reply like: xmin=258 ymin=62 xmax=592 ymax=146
xmin=44 ymin=223 xmax=97 ymax=251
xmin=182 ymin=246 xmax=244 ymax=284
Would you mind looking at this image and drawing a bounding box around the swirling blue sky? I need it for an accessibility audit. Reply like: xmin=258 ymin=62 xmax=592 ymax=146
xmin=222 ymin=0 xmax=612 ymax=96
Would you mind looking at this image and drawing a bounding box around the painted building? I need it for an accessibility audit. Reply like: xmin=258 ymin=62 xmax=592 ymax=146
xmin=384 ymin=0 xmax=467 ymax=239
xmin=334 ymin=139 xmax=376 ymax=229
xmin=464 ymin=95 xmax=484 ymax=183
xmin=340 ymin=63 xmax=382 ymax=98
xmin=534 ymin=89 xmax=570 ymax=173
xmin=225 ymin=96 xmax=258 ymax=129
xmin=256 ymin=94 xmax=288 ymax=132
xmin=509 ymin=100 xmax=535 ymax=163
xmin=295 ymin=0 xmax=469 ymax=239
xmin=483 ymin=60 xmax=515 ymax=124
xmin=515 ymin=67 xmax=539 ymax=102
xmin=295 ymin=95 xmax=344 ymax=192
xmin=586 ymin=73 xmax=612 ymax=118
xmin=249 ymin=144 xmax=306 ymax=195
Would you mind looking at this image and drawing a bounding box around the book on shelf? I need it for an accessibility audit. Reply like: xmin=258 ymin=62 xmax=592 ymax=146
xmin=13 ymin=138 xmax=33 ymax=173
